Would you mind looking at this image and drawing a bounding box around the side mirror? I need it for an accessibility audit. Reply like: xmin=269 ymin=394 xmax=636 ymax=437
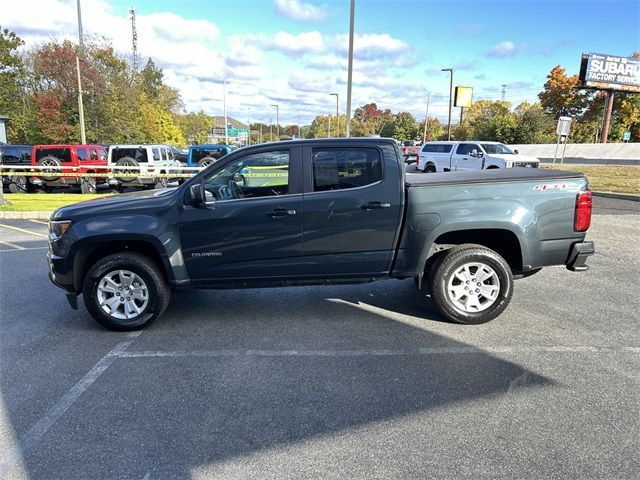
xmin=514 ymin=149 xmax=519 ymax=154
xmin=188 ymin=183 xmax=205 ymax=207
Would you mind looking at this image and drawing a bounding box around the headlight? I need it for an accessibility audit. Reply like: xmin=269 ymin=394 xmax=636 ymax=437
xmin=49 ymin=220 xmax=71 ymax=239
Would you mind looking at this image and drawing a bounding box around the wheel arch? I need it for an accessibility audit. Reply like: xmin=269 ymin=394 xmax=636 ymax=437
xmin=425 ymin=228 xmax=523 ymax=274
xmin=73 ymin=239 xmax=173 ymax=292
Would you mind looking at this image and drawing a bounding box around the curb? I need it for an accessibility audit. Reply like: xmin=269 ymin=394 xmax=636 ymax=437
xmin=0 ymin=211 xmax=52 ymax=220
xmin=592 ymin=191 xmax=640 ymax=202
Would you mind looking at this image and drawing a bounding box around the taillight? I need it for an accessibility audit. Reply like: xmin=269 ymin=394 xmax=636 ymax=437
xmin=574 ymin=190 xmax=592 ymax=232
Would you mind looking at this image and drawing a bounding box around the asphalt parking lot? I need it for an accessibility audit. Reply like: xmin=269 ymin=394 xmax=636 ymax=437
xmin=0 ymin=196 xmax=638 ymax=479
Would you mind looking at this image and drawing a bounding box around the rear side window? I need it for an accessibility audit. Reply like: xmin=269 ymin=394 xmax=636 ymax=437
xmin=111 ymin=148 xmax=148 ymax=162
xmin=422 ymin=144 xmax=452 ymax=153
xmin=311 ymin=147 xmax=382 ymax=192
xmin=35 ymin=148 xmax=72 ymax=162
xmin=76 ymin=148 xmax=89 ymax=161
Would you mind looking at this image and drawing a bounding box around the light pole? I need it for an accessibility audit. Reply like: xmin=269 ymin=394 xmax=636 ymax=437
xmin=76 ymin=0 xmax=86 ymax=144
xmin=345 ymin=0 xmax=355 ymax=137
xmin=442 ymin=68 xmax=453 ymax=140
xmin=271 ymin=104 xmax=279 ymax=139
xmin=223 ymin=79 xmax=228 ymax=145
xmin=330 ymin=93 xmax=339 ymax=137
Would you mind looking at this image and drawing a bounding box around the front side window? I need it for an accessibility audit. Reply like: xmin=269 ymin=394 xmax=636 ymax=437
xmin=152 ymin=148 xmax=161 ymax=162
xmin=203 ymin=150 xmax=289 ymax=201
xmin=481 ymin=143 xmax=514 ymax=154
xmin=312 ymin=147 xmax=382 ymax=192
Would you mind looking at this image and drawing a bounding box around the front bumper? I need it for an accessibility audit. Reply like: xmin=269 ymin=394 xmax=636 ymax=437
xmin=566 ymin=241 xmax=595 ymax=272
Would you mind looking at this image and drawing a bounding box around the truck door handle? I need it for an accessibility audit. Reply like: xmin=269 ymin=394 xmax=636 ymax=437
xmin=270 ymin=208 xmax=296 ymax=218
xmin=362 ymin=202 xmax=391 ymax=210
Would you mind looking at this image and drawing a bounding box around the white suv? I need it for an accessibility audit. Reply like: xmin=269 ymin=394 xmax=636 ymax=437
xmin=108 ymin=144 xmax=182 ymax=189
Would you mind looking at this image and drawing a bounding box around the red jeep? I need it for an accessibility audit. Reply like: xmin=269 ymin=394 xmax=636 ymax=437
xmin=31 ymin=144 xmax=108 ymax=193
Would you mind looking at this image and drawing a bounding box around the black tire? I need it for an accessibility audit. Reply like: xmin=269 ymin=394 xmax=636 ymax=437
xmin=423 ymin=164 xmax=437 ymax=173
xmin=80 ymin=176 xmax=97 ymax=194
xmin=115 ymin=157 xmax=139 ymax=183
xmin=8 ymin=175 xmax=32 ymax=193
xmin=427 ymin=244 xmax=513 ymax=325
xmin=82 ymin=252 xmax=171 ymax=331
xmin=197 ymin=157 xmax=215 ymax=168
xmin=38 ymin=156 xmax=62 ymax=181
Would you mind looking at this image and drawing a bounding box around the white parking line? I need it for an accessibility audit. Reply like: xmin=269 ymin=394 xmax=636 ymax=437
xmin=29 ymin=220 xmax=49 ymax=225
xmin=0 ymin=239 xmax=26 ymax=250
xmin=116 ymin=345 xmax=640 ymax=358
xmin=0 ymin=247 xmax=48 ymax=253
xmin=0 ymin=332 xmax=142 ymax=477
xmin=0 ymin=223 xmax=48 ymax=238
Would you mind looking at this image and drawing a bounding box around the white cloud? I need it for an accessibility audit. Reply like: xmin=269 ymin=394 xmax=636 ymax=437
xmin=269 ymin=31 xmax=324 ymax=55
xmin=274 ymin=0 xmax=327 ymax=22
xmin=334 ymin=33 xmax=410 ymax=61
xmin=485 ymin=41 xmax=521 ymax=58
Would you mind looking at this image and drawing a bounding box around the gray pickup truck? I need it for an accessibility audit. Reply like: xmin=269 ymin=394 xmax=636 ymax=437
xmin=48 ymin=138 xmax=594 ymax=330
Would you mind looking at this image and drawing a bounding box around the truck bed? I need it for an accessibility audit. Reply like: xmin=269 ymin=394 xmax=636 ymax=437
xmin=405 ymin=168 xmax=585 ymax=187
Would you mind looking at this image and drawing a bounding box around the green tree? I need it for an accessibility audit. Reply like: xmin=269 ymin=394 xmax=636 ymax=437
xmin=179 ymin=111 xmax=212 ymax=145
xmin=392 ymin=111 xmax=417 ymax=141
xmin=139 ymin=58 xmax=164 ymax=99
xmin=417 ymin=117 xmax=445 ymax=141
xmin=513 ymin=102 xmax=555 ymax=144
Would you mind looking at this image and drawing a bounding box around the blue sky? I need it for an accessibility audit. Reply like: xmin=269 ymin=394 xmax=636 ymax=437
xmin=5 ymin=0 xmax=640 ymax=125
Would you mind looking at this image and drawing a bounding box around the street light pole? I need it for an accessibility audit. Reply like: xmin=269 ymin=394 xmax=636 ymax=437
xmin=442 ymin=68 xmax=453 ymax=140
xmin=76 ymin=0 xmax=86 ymax=144
xmin=345 ymin=0 xmax=355 ymax=137
xmin=271 ymin=104 xmax=279 ymax=139
xmin=223 ymin=79 xmax=228 ymax=145
xmin=331 ymin=93 xmax=339 ymax=137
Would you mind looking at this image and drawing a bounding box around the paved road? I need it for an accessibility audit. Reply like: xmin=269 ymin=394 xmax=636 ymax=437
xmin=0 ymin=198 xmax=638 ymax=479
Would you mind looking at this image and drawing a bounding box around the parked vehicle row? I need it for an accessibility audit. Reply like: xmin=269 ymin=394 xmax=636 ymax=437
xmin=0 ymin=143 xmax=231 ymax=193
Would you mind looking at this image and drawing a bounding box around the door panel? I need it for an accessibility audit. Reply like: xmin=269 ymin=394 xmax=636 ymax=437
xmin=179 ymin=146 xmax=304 ymax=282
xmin=452 ymin=143 xmax=483 ymax=171
xmin=302 ymin=145 xmax=402 ymax=276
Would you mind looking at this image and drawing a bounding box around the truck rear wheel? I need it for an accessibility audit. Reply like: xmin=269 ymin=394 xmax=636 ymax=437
xmin=427 ymin=244 xmax=513 ymax=324
xmin=82 ymin=252 xmax=170 ymax=331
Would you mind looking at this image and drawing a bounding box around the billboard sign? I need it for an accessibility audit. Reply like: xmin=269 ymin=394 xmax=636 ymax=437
xmin=454 ymin=86 xmax=473 ymax=108
xmin=579 ymin=53 xmax=640 ymax=92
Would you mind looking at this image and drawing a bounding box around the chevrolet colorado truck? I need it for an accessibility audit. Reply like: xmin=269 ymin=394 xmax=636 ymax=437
xmin=48 ymin=138 xmax=594 ymax=330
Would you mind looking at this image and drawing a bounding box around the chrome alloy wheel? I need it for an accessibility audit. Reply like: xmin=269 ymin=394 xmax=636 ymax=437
xmin=96 ymin=270 xmax=149 ymax=320
xmin=447 ymin=262 xmax=500 ymax=313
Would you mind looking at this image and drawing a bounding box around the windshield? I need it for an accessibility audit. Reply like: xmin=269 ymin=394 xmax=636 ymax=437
xmin=480 ymin=143 xmax=515 ymax=154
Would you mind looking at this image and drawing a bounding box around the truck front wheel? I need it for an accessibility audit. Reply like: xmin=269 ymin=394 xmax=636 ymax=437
xmin=82 ymin=252 xmax=170 ymax=331
xmin=427 ymin=244 xmax=513 ymax=324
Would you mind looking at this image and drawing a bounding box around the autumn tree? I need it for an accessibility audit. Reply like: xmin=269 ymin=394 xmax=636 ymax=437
xmin=417 ymin=118 xmax=445 ymax=141
xmin=539 ymin=65 xmax=590 ymax=118
xmin=513 ymin=102 xmax=554 ymax=144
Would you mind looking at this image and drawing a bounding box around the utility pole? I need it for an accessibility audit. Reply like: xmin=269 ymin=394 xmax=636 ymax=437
xmin=422 ymin=92 xmax=431 ymax=143
xmin=76 ymin=0 xmax=86 ymax=144
xmin=331 ymin=93 xmax=339 ymax=137
xmin=297 ymin=115 xmax=301 ymax=138
xmin=600 ymin=91 xmax=614 ymax=143
xmin=442 ymin=67 xmax=453 ymax=140
xmin=223 ymin=79 xmax=228 ymax=145
xmin=345 ymin=0 xmax=355 ymax=137
xmin=129 ymin=7 xmax=138 ymax=71
xmin=269 ymin=119 xmax=273 ymax=142
xmin=271 ymin=104 xmax=279 ymax=139
xmin=501 ymin=84 xmax=507 ymax=102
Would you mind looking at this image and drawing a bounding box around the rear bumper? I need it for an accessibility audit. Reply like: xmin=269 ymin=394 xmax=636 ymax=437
xmin=566 ymin=241 xmax=595 ymax=272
